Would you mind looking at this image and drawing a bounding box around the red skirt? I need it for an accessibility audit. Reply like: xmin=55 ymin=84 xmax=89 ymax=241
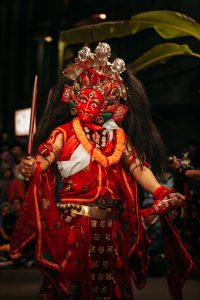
xmin=52 ymin=210 xmax=135 ymax=300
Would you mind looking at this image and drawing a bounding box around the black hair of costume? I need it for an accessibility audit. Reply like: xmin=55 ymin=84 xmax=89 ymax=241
xmin=33 ymin=70 xmax=166 ymax=177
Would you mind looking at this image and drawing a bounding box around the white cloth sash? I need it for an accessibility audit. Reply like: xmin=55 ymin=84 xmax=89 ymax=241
xmin=57 ymin=119 xmax=118 ymax=178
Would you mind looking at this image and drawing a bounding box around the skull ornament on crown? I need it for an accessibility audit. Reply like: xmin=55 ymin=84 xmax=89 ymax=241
xmin=61 ymin=42 xmax=128 ymax=124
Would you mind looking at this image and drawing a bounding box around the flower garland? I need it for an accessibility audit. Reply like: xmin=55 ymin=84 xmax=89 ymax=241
xmin=73 ymin=117 xmax=125 ymax=167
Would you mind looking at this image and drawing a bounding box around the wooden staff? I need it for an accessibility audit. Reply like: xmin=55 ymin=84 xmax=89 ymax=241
xmin=27 ymin=75 xmax=38 ymax=156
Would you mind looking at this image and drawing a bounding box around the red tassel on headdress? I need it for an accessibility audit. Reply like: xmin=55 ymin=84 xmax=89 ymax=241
xmin=105 ymin=104 xmax=128 ymax=122
xmin=61 ymin=85 xmax=71 ymax=103
xmin=114 ymin=285 xmax=122 ymax=299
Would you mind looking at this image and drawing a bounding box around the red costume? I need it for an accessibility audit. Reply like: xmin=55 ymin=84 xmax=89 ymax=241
xmin=11 ymin=43 xmax=193 ymax=300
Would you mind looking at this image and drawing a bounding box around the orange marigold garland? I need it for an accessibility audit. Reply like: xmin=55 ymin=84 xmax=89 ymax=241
xmin=73 ymin=117 xmax=125 ymax=167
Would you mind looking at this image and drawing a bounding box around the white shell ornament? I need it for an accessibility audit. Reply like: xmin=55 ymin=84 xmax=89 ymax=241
xmin=78 ymin=47 xmax=91 ymax=61
xmin=95 ymin=42 xmax=111 ymax=60
xmin=111 ymin=58 xmax=126 ymax=74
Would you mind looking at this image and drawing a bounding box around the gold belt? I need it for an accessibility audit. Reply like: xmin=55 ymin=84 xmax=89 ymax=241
xmin=57 ymin=203 xmax=122 ymax=220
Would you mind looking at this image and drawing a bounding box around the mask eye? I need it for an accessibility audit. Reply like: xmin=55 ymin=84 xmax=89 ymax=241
xmin=80 ymin=99 xmax=86 ymax=104
xmin=89 ymin=91 xmax=94 ymax=98
xmin=91 ymin=103 xmax=97 ymax=108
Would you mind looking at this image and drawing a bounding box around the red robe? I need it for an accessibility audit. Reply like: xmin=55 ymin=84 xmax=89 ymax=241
xmin=11 ymin=121 xmax=193 ymax=300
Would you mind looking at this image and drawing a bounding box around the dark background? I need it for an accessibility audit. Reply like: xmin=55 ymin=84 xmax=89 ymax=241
xmin=0 ymin=0 xmax=200 ymax=154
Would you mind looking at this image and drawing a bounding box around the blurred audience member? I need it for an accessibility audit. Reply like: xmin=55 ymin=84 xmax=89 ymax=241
xmin=0 ymin=201 xmax=34 ymax=269
xmin=12 ymin=196 xmax=23 ymax=216
xmin=186 ymin=139 xmax=200 ymax=168
xmin=7 ymin=166 xmax=26 ymax=203
xmin=0 ymin=202 xmax=16 ymax=245
xmin=0 ymin=142 xmax=23 ymax=172
xmin=0 ymin=168 xmax=13 ymax=204
xmin=0 ymin=141 xmax=35 ymax=269
xmin=0 ymin=203 xmax=11 ymax=244
xmin=169 ymin=145 xmax=200 ymax=274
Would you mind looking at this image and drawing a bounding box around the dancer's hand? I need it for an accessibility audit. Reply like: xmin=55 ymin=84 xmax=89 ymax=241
xmin=19 ymin=156 xmax=36 ymax=179
xmin=141 ymin=193 xmax=186 ymax=218
xmin=167 ymin=192 xmax=186 ymax=208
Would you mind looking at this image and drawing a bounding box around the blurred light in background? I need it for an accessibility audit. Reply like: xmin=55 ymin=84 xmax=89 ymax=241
xmin=99 ymin=13 xmax=107 ymax=20
xmin=15 ymin=108 xmax=35 ymax=136
xmin=44 ymin=36 xmax=53 ymax=42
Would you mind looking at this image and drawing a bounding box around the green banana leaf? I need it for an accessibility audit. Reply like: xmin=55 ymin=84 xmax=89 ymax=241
xmin=59 ymin=20 xmax=131 ymax=44
xmin=130 ymin=10 xmax=200 ymax=41
xmin=59 ymin=10 xmax=200 ymax=45
xmin=128 ymin=43 xmax=200 ymax=72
